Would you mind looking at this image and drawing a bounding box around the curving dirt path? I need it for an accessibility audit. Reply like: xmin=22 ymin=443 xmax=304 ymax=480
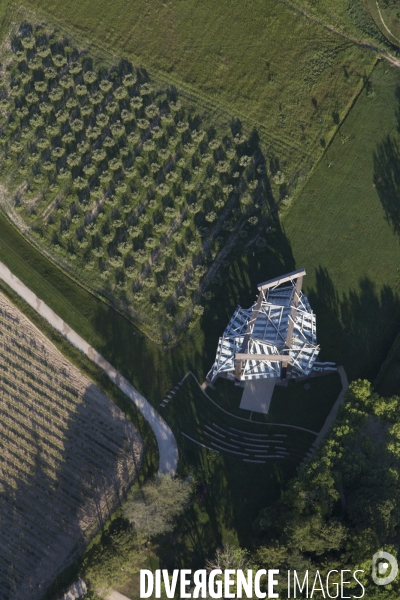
xmin=0 ymin=260 xmax=178 ymax=475
xmin=277 ymin=0 xmax=400 ymax=68
xmin=375 ymin=0 xmax=400 ymax=45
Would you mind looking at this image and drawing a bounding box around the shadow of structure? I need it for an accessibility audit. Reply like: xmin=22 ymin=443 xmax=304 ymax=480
xmin=0 ymin=374 xmax=142 ymax=600
xmin=90 ymin=132 xmax=297 ymax=403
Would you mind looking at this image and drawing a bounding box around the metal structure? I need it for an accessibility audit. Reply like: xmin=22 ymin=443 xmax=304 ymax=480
xmin=207 ymin=269 xmax=320 ymax=383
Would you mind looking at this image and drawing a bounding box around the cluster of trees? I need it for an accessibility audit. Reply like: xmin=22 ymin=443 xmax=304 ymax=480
xmin=251 ymin=379 xmax=400 ymax=598
xmin=0 ymin=23 xmax=269 ymax=343
xmin=82 ymin=475 xmax=192 ymax=597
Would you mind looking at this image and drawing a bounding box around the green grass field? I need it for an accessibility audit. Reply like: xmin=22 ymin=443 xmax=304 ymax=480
xmin=16 ymin=0 xmax=375 ymax=192
xmin=288 ymin=0 xmax=390 ymax=47
xmin=364 ymin=0 xmax=400 ymax=46
xmin=283 ymin=60 xmax=400 ymax=381
xmin=0 ymin=1 xmax=399 ymax=596
xmin=377 ymin=1 xmax=400 ymax=40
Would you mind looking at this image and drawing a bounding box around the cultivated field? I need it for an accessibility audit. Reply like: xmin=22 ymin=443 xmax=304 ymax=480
xmin=20 ymin=0 xmax=373 ymax=181
xmin=0 ymin=292 xmax=143 ymax=600
xmin=0 ymin=20 xmax=274 ymax=343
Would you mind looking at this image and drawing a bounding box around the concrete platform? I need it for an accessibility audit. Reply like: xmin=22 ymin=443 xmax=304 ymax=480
xmin=239 ymin=377 xmax=278 ymax=414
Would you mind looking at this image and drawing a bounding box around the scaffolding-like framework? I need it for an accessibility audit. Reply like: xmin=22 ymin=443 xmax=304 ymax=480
xmin=207 ymin=269 xmax=320 ymax=382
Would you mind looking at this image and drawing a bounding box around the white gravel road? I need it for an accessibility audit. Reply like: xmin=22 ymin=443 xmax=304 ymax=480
xmin=0 ymin=260 xmax=178 ymax=475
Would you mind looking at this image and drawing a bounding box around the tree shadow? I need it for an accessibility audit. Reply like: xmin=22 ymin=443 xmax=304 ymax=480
xmin=0 ymin=375 xmax=142 ymax=600
xmin=307 ymin=266 xmax=400 ymax=381
xmin=373 ymin=134 xmax=400 ymax=235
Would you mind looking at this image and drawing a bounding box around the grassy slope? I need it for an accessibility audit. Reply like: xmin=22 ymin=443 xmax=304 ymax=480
xmin=19 ymin=0 xmax=374 ymax=188
xmin=283 ymin=61 xmax=400 ymax=381
xmin=127 ymin=377 xmax=315 ymax=569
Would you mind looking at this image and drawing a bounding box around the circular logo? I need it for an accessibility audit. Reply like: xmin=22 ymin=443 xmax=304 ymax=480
xmin=372 ymin=551 xmax=398 ymax=585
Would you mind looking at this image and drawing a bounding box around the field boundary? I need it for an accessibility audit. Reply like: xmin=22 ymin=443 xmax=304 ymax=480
xmin=0 ymin=259 xmax=178 ymax=474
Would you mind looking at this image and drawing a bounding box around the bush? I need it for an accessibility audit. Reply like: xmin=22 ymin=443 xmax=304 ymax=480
xmin=89 ymin=91 xmax=103 ymax=105
xmin=59 ymin=75 xmax=74 ymax=89
xmin=92 ymin=149 xmax=106 ymax=163
xmin=114 ymin=86 xmax=127 ymax=100
xmin=239 ymin=155 xmax=252 ymax=167
xmin=99 ymin=79 xmax=112 ymax=93
xmin=70 ymin=118 xmax=83 ymax=132
xmin=109 ymin=158 xmax=122 ymax=171
xmin=48 ymin=89 xmax=63 ymax=102
xmin=205 ymin=211 xmax=217 ymax=223
xmin=106 ymin=101 xmax=119 ymax=114
xmin=139 ymin=83 xmax=152 ymax=96
xmin=83 ymin=71 xmax=97 ymax=85
xmin=130 ymin=96 xmax=143 ymax=110
xmin=52 ymin=54 xmax=67 ymax=68
xmin=177 ymin=120 xmax=188 ymax=132
xmin=37 ymin=138 xmax=50 ymax=150
xmin=86 ymin=126 xmax=101 ymax=140
xmin=75 ymin=84 xmax=88 ymax=97
xmin=110 ymin=121 xmax=125 ymax=138
xmin=103 ymin=136 xmax=115 ymax=148
xmin=26 ymin=92 xmax=38 ymax=104
xmin=37 ymin=46 xmax=51 ymax=58
xmin=123 ymin=73 xmax=136 ymax=87
xmin=73 ymin=176 xmax=87 ymax=190
xmin=66 ymin=153 xmax=80 ymax=167
xmin=69 ymin=62 xmax=82 ymax=75
xmin=120 ymin=109 xmax=134 ymax=123
xmin=34 ymin=81 xmax=47 ymax=93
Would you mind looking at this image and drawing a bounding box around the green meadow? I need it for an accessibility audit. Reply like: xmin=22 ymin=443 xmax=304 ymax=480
xmin=19 ymin=0 xmax=374 ymax=188
xmin=0 ymin=0 xmax=399 ymax=596
xmin=284 ymin=60 xmax=400 ymax=381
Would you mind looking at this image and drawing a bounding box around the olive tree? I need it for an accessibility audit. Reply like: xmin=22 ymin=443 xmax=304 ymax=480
xmin=122 ymin=474 xmax=191 ymax=539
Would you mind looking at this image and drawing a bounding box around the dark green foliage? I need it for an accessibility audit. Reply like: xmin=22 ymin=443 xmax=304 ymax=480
xmin=123 ymin=474 xmax=192 ymax=539
xmin=254 ymin=380 xmax=400 ymax=597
